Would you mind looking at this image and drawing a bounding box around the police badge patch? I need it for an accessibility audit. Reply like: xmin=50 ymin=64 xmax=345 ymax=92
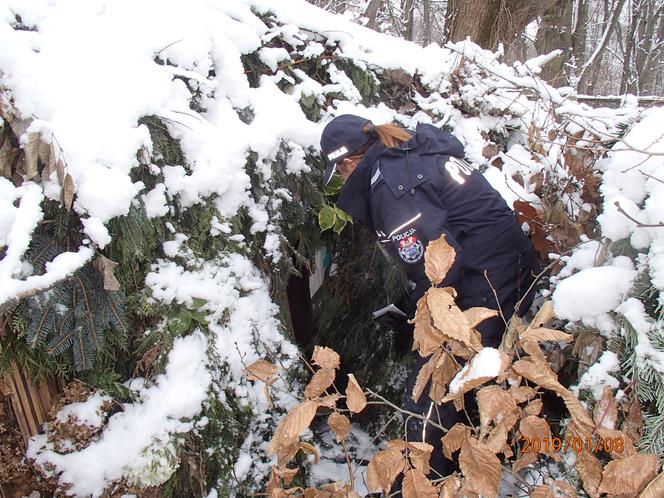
xmin=398 ymin=235 xmax=424 ymax=263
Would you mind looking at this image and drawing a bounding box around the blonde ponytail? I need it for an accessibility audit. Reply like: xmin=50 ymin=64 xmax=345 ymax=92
xmin=363 ymin=122 xmax=412 ymax=148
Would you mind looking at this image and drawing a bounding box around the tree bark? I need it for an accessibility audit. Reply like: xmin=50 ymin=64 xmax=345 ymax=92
xmin=422 ymin=0 xmax=431 ymax=45
xmin=577 ymin=0 xmax=625 ymax=91
xmin=402 ymin=0 xmax=415 ymax=41
xmin=620 ymin=0 xmax=639 ymax=93
xmin=446 ymin=0 xmax=566 ymax=51
xmin=535 ymin=0 xmax=574 ymax=85
xmin=364 ymin=0 xmax=382 ymax=30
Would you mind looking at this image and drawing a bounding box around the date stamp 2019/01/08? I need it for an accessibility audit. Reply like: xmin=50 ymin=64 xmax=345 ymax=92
xmin=521 ymin=436 xmax=625 ymax=454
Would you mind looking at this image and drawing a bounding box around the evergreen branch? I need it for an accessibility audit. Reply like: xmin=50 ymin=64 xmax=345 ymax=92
xmin=47 ymin=323 xmax=77 ymax=356
xmin=106 ymin=293 xmax=127 ymax=334
xmin=76 ymin=332 xmax=88 ymax=371
xmin=74 ymin=273 xmax=99 ymax=350
xmin=28 ymin=307 xmax=53 ymax=347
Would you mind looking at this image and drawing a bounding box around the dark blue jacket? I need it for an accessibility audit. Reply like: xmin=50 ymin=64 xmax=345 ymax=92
xmin=336 ymin=123 xmax=536 ymax=313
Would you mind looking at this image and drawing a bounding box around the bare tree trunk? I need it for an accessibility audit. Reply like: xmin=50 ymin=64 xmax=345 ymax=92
xmin=636 ymin=2 xmax=664 ymax=93
xmin=446 ymin=0 xmax=496 ymax=47
xmin=446 ymin=0 xmax=565 ymax=51
xmin=587 ymin=0 xmax=612 ymax=92
xmin=402 ymin=0 xmax=415 ymax=41
xmin=535 ymin=1 xmax=574 ymax=85
xmin=621 ymin=0 xmax=640 ymax=92
xmin=422 ymin=0 xmax=431 ymax=45
xmin=364 ymin=0 xmax=383 ymax=30
xmin=620 ymin=0 xmax=664 ymax=94
xmin=577 ymin=0 xmax=625 ymax=90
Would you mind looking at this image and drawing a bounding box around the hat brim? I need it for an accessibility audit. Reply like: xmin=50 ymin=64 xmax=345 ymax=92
xmin=323 ymin=162 xmax=337 ymax=186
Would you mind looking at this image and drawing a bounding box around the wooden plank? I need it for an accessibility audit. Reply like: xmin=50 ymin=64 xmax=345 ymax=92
xmin=6 ymin=369 xmax=31 ymax=439
xmin=10 ymin=364 xmax=39 ymax=437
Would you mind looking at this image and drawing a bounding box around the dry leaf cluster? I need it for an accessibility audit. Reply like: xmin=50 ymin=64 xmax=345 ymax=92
xmin=243 ymin=235 xmax=662 ymax=498
xmin=0 ymin=105 xmax=75 ymax=210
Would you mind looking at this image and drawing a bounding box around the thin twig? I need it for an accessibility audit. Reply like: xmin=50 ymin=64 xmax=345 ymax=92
xmin=484 ymin=270 xmax=507 ymax=327
xmin=640 ymin=169 xmax=664 ymax=185
xmin=341 ymin=439 xmax=355 ymax=491
xmin=365 ymin=388 xmax=449 ymax=434
xmin=614 ymin=201 xmax=664 ymax=228
xmin=156 ymin=39 xmax=184 ymax=56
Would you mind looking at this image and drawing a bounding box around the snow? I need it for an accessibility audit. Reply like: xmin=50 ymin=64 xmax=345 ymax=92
xmin=617 ymin=298 xmax=664 ymax=374
xmin=142 ymin=183 xmax=169 ymax=219
xmin=448 ymin=348 xmax=504 ymax=395
xmin=56 ymin=392 xmax=111 ymax=428
xmin=29 ymin=333 xmax=211 ymax=496
xmin=552 ymin=264 xmax=636 ymax=334
xmin=572 ymin=351 xmax=621 ymax=400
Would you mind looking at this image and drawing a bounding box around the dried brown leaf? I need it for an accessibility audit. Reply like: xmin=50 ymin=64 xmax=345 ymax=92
xmin=459 ymin=436 xmax=501 ymax=498
xmin=622 ymin=398 xmax=644 ymax=443
xmin=345 ymin=374 xmax=367 ymax=413
xmin=424 ymin=234 xmax=456 ymax=285
xmin=304 ymin=368 xmax=335 ymax=399
xmin=524 ymin=399 xmax=543 ymax=416
xmin=512 ymin=358 xmax=595 ymax=429
xmin=402 ymin=468 xmax=437 ymax=498
xmin=509 ymin=385 xmax=537 ymax=404
xmin=597 ymin=427 xmax=636 ymax=458
xmin=298 ymin=441 xmax=320 ymax=464
xmin=273 ymin=466 xmax=299 ymax=486
xmin=267 ymin=468 xmax=282 ymax=498
xmin=264 ymin=383 xmax=273 ymax=409
xmin=530 ymin=485 xmax=556 ymax=498
xmin=449 ymin=339 xmax=474 ymax=360
xmin=552 ymin=480 xmax=577 ymax=498
xmin=442 ymin=423 xmax=470 ymax=460
xmin=93 ymin=255 xmax=121 ymax=291
xmin=598 ymin=453 xmax=659 ymax=496
xmin=521 ymin=327 xmax=573 ymax=343
xmin=429 ymin=351 xmax=461 ymax=403
xmin=464 ymin=307 xmax=498 ymax=329
xmin=593 ymin=386 xmax=618 ymax=430
xmin=484 ymin=420 xmax=511 ymax=456
xmin=519 ymin=338 xmax=549 ymax=366
xmin=519 ymin=416 xmax=554 ymax=457
xmin=412 ymin=297 xmax=446 ymax=356
xmin=243 ymin=359 xmax=278 ymax=383
xmin=575 ymin=447 xmax=602 ymax=498
xmin=386 ymin=439 xmax=409 ymax=451
xmin=408 ymin=442 xmax=433 ymax=475
xmin=476 ymin=385 xmax=519 ymax=436
xmin=638 ymin=471 xmax=664 ymax=498
xmin=498 ymin=314 xmax=525 ymax=360
xmin=366 ymin=448 xmax=405 ymax=493
xmin=529 ymin=301 xmax=555 ymax=329
xmin=267 ymin=400 xmax=319 ymax=457
xmin=275 ymin=442 xmax=300 ymax=469
xmin=572 ymin=331 xmax=605 ymax=377
xmin=24 ymin=132 xmax=42 ymax=180
xmin=459 ymin=479 xmax=481 ymax=498
xmin=412 ymin=350 xmax=441 ymax=403
xmin=63 ymin=172 xmax=74 ymax=211
xmin=427 ymin=287 xmax=482 ymax=351
xmin=319 ymin=394 xmax=341 ymax=408
xmin=328 ymin=412 xmax=350 ymax=443
xmin=312 ymin=346 xmax=340 ymax=370
xmin=438 ymin=475 xmax=462 ymax=498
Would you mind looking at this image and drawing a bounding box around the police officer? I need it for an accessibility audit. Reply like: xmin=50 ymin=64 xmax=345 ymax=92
xmin=319 ymin=114 xmax=538 ymax=481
